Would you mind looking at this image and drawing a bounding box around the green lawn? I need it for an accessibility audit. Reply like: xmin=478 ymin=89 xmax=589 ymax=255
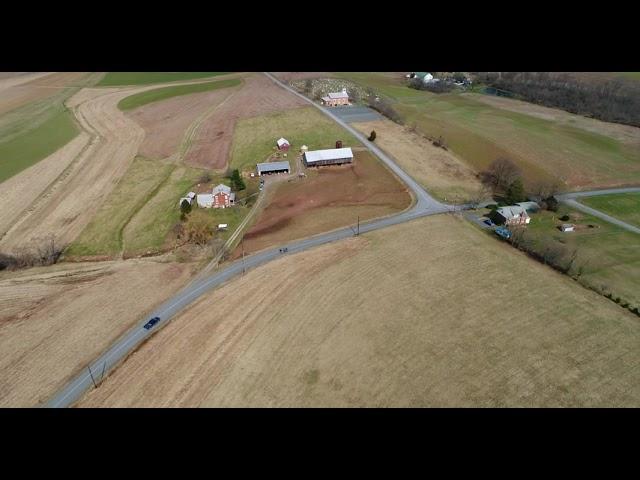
xmin=524 ymin=207 xmax=640 ymax=309
xmin=118 ymin=78 xmax=241 ymax=111
xmin=230 ymin=106 xmax=361 ymax=172
xmin=581 ymin=193 xmax=640 ymax=228
xmin=333 ymin=72 xmax=640 ymax=189
xmin=65 ymin=157 xmax=174 ymax=257
xmin=98 ymin=72 xmax=228 ymax=86
xmin=0 ymin=106 xmax=78 ymax=183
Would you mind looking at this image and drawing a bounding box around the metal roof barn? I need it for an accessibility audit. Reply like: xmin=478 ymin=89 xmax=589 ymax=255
xmin=257 ymin=161 xmax=291 ymax=176
xmin=304 ymin=147 xmax=354 ymax=166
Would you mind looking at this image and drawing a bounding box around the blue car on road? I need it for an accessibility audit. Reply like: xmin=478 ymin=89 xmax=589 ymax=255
xmin=143 ymin=316 xmax=161 ymax=330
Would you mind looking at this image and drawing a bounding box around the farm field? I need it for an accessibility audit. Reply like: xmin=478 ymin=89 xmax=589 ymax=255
xmin=235 ymin=151 xmax=412 ymax=257
xmin=523 ymin=206 xmax=640 ymax=308
xmin=0 ymin=258 xmax=196 ymax=407
xmin=230 ymin=106 xmax=360 ymax=172
xmin=65 ymin=157 xmax=175 ymax=259
xmin=350 ymin=118 xmax=482 ymax=203
xmin=126 ymin=85 xmax=238 ymax=160
xmin=334 ymin=72 xmax=640 ymax=190
xmin=78 ymin=215 xmax=640 ymax=407
xmin=97 ymin=72 xmax=226 ymax=86
xmin=0 ymin=73 xmax=102 ymax=183
xmin=580 ymin=193 xmax=640 ymax=228
xmin=183 ymin=74 xmax=307 ymax=170
xmin=117 ymin=78 xmax=241 ymax=111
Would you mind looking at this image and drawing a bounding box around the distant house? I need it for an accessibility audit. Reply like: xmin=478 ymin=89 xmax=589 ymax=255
xmin=412 ymin=72 xmax=434 ymax=83
xmin=304 ymin=147 xmax=353 ymax=167
xmin=212 ymin=184 xmax=235 ymax=208
xmin=276 ymin=137 xmax=290 ymax=151
xmin=197 ymin=194 xmax=214 ymax=208
xmin=321 ymin=88 xmax=349 ymax=107
xmin=257 ymin=161 xmax=291 ymax=176
xmin=561 ymin=224 xmax=575 ymax=233
xmin=493 ymin=205 xmax=531 ymax=226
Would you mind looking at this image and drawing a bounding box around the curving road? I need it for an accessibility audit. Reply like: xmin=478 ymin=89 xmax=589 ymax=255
xmin=45 ymin=74 xmax=461 ymax=408
xmin=557 ymin=187 xmax=640 ymax=235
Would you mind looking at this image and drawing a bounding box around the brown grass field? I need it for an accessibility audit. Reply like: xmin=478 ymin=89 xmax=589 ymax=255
xmin=184 ymin=74 xmax=307 ymax=170
xmin=126 ymin=86 xmax=237 ymax=160
xmin=235 ymin=151 xmax=412 ymax=257
xmin=351 ymin=119 xmax=483 ymax=202
xmin=0 ymin=258 xmax=196 ymax=407
xmin=78 ymin=214 xmax=640 ymax=407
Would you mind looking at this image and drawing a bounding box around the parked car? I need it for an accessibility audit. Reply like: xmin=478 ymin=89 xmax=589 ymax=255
xmin=483 ymin=218 xmax=494 ymax=226
xmin=143 ymin=316 xmax=161 ymax=330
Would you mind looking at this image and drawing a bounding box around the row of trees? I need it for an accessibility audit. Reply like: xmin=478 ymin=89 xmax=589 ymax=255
xmin=365 ymin=96 xmax=403 ymax=124
xmin=0 ymin=235 xmax=62 ymax=271
xmin=408 ymin=78 xmax=455 ymax=93
xmin=474 ymin=72 xmax=640 ymax=128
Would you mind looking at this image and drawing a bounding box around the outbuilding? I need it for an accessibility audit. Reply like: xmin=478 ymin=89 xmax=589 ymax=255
xmin=211 ymin=184 xmax=235 ymax=208
xmin=276 ymin=137 xmax=290 ymax=151
xmin=197 ymin=194 xmax=214 ymax=208
xmin=304 ymin=147 xmax=354 ymax=167
xmin=257 ymin=161 xmax=291 ymax=176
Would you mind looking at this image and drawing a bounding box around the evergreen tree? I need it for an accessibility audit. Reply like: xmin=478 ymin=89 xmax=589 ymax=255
xmin=230 ymin=169 xmax=246 ymax=191
xmin=368 ymin=130 xmax=377 ymax=142
xmin=505 ymin=178 xmax=525 ymax=204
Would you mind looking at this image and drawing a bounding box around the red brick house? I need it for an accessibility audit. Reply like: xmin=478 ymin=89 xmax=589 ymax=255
xmin=321 ymin=88 xmax=349 ymax=106
xmin=212 ymin=184 xmax=235 ymax=208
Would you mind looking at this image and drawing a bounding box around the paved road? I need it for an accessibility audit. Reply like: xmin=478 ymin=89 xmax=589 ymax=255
xmin=557 ymin=187 xmax=640 ymax=235
xmin=45 ymin=75 xmax=461 ymax=408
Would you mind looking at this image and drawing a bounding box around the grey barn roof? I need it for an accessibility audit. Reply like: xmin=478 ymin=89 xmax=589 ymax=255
xmin=257 ymin=161 xmax=291 ymax=173
xmin=304 ymin=147 xmax=353 ymax=164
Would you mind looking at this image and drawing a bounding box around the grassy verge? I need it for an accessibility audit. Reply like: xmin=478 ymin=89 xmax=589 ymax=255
xmin=580 ymin=193 xmax=640 ymax=228
xmin=98 ymin=72 xmax=227 ymax=86
xmin=230 ymin=106 xmax=360 ymax=172
xmin=118 ymin=79 xmax=241 ymax=111
xmin=65 ymin=157 xmax=174 ymax=257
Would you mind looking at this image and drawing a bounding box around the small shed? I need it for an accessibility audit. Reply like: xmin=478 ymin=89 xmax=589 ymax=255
xmin=561 ymin=224 xmax=575 ymax=233
xmin=300 ymin=145 xmax=309 ymax=152
xmin=217 ymin=224 xmax=228 ymax=230
xmin=276 ymin=137 xmax=290 ymax=151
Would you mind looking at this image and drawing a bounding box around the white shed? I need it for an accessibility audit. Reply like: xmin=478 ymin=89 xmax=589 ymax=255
xmin=561 ymin=224 xmax=575 ymax=233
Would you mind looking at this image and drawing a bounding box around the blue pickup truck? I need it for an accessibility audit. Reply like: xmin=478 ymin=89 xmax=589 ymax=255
xmin=143 ymin=316 xmax=161 ymax=330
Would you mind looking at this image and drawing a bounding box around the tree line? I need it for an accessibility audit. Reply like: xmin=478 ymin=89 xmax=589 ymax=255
xmin=473 ymin=72 xmax=640 ymax=127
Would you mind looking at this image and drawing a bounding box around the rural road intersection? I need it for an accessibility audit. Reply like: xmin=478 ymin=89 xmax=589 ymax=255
xmin=44 ymin=74 xmax=639 ymax=408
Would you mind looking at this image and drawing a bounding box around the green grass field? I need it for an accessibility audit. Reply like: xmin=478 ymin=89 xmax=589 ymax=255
xmin=334 ymin=73 xmax=640 ymax=189
xmin=0 ymin=73 xmax=102 ymax=183
xmin=230 ymin=106 xmax=361 ymax=172
xmin=580 ymin=193 xmax=640 ymax=228
xmin=523 ymin=207 xmax=640 ymax=309
xmin=98 ymin=72 xmax=227 ymax=87
xmin=0 ymin=106 xmax=78 ymax=183
xmin=65 ymin=157 xmax=174 ymax=257
xmin=118 ymin=79 xmax=241 ymax=111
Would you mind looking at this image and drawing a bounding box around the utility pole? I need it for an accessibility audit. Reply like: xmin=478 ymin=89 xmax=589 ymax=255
xmin=356 ymin=216 xmax=360 ymax=236
xmin=100 ymin=361 xmax=107 ymax=382
xmin=88 ymin=366 xmax=97 ymax=389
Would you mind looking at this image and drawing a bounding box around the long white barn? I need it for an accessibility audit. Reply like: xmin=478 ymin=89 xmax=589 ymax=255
xmin=303 ymin=147 xmax=354 ymax=167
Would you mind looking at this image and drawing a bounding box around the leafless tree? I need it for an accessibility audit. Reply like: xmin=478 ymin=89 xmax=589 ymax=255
xmin=481 ymin=158 xmax=522 ymax=192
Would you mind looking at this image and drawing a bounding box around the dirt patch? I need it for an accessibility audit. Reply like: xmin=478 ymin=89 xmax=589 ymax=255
xmin=127 ymin=87 xmax=236 ymax=159
xmin=234 ymin=151 xmax=411 ymax=256
xmin=184 ymin=74 xmax=307 ymax=170
xmin=0 ymin=258 xmax=195 ymax=407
